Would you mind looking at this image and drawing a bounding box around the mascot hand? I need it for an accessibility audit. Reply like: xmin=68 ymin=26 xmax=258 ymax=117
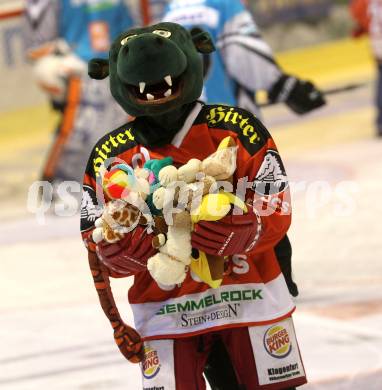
xmin=97 ymin=226 xmax=157 ymax=275
xmin=114 ymin=324 xmax=144 ymax=363
xmin=191 ymin=207 xmax=261 ymax=256
xmin=268 ymin=74 xmax=326 ymax=115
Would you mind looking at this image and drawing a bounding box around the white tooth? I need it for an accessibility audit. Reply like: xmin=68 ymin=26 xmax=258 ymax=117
xmin=139 ymin=82 xmax=146 ymax=93
xmin=164 ymin=89 xmax=172 ymax=97
xmin=146 ymin=93 xmax=155 ymax=101
xmin=164 ymin=75 xmax=172 ymax=87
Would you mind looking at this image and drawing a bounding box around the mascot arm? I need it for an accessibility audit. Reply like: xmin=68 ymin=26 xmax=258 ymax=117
xmin=192 ymin=125 xmax=291 ymax=256
xmin=191 ymin=207 xmax=261 ymax=257
xmin=81 ymin=165 xmax=144 ymax=363
xmin=241 ymin=136 xmax=292 ymax=255
xmin=96 ymin=227 xmax=157 ymax=276
xmin=84 ymin=234 xmax=131 ymax=279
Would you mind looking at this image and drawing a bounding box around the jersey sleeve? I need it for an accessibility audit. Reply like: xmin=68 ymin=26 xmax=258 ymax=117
xmin=80 ymin=124 xmax=142 ymax=278
xmin=80 ymin=148 xmax=104 ymax=254
xmin=235 ymin=116 xmax=291 ymax=254
xmin=23 ymin=0 xmax=60 ymax=57
xmin=81 ymin=151 xmax=134 ymax=279
xmin=217 ymin=0 xmax=282 ymax=93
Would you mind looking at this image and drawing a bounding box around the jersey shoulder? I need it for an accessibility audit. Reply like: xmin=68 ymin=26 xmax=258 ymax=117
xmin=196 ymin=104 xmax=271 ymax=155
xmin=85 ymin=122 xmax=138 ymax=180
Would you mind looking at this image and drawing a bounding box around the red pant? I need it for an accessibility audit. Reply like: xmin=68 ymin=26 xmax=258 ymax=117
xmin=141 ymin=321 xmax=307 ymax=390
xmin=175 ymin=327 xmax=259 ymax=389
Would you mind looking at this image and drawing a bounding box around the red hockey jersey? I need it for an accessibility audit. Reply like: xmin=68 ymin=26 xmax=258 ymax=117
xmin=81 ymin=103 xmax=294 ymax=341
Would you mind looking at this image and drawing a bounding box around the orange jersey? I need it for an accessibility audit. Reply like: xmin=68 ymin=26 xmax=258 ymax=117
xmin=351 ymin=0 xmax=371 ymax=33
xmin=81 ymin=103 xmax=294 ymax=340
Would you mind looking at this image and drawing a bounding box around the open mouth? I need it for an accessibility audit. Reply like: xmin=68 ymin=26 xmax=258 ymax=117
xmin=127 ymin=74 xmax=183 ymax=105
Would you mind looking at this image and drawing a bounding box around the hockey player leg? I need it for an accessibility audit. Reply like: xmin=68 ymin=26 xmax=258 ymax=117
xmin=141 ymin=336 xmax=210 ymax=390
xmin=204 ymin=337 xmax=242 ymax=390
xmin=221 ymin=320 xmax=307 ymax=389
xmin=219 ymin=327 xmax=260 ymax=388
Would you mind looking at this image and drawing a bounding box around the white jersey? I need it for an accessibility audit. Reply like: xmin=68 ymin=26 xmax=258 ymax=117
xmin=163 ymin=0 xmax=282 ymax=116
xmin=370 ymin=0 xmax=382 ymax=59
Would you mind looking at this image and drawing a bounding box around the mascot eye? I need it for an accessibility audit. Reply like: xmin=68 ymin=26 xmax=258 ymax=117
xmin=152 ymin=30 xmax=171 ymax=38
xmin=120 ymin=34 xmax=137 ymax=46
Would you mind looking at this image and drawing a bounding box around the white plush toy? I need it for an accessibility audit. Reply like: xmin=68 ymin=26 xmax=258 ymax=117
xmin=146 ymin=209 xmax=193 ymax=286
xmin=90 ymin=138 xmax=239 ymax=287
xmin=147 ymin=136 xmax=238 ymax=286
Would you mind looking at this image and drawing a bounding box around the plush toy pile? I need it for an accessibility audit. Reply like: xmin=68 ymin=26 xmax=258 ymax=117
xmin=93 ymin=136 xmax=246 ymax=288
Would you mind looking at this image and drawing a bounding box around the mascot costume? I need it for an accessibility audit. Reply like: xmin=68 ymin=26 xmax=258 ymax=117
xmin=81 ymin=22 xmax=306 ymax=390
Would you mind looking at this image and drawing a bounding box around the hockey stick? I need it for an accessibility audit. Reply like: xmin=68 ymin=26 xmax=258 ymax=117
xmin=320 ymin=82 xmax=368 ymax=95
xmin=258 ymin=82 xmax=367 ymax=108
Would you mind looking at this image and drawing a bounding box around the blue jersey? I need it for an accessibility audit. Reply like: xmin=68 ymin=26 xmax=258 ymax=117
xmin=163 ymin=0 xmax=281 ymax=112
xmin=25 ymin=0 xmax=134 ymax=62
xmin=60 ymin=0 xmax=133 ymax=61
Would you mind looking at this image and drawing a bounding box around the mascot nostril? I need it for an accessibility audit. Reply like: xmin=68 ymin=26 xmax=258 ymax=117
xmin=155 ymin=36 xmax=165 ymax=46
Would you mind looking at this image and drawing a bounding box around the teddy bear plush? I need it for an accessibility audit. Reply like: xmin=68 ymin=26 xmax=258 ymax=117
xmin=91 ymin=156 xmax=179 ymax=246
xmin=92 ymin=137 xmax=241 ymax=287
xmin=146 ymin=136 xmax=247 ymax=287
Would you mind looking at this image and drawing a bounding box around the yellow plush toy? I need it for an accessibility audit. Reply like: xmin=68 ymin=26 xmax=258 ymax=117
xmin=188 ymin=138 xmax=247 ymax=288
xmin=190 ymin=191 xmax=247 ymax=288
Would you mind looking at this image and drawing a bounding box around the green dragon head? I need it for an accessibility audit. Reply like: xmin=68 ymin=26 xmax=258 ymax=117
xmin=88 ymin=22 xmax=215 ymax=117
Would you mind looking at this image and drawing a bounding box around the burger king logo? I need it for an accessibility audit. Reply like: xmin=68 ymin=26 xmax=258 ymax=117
xmin=141 ymin=346 xmax=161 ymax=379
xmin=263 ymin=325 xmax=292 ymax=359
